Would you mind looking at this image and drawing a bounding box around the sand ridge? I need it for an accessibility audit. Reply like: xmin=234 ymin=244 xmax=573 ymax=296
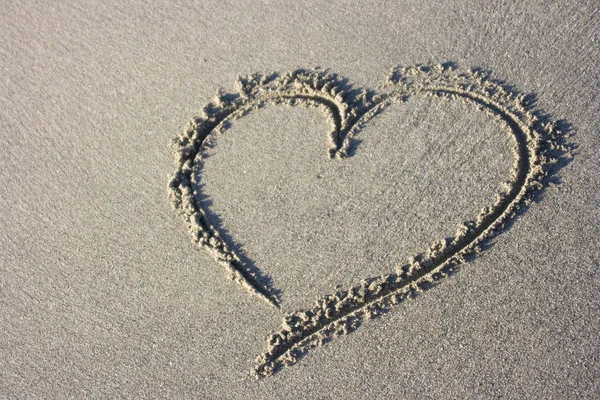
xmin=167 ymin=63 xmax=571 ymax=378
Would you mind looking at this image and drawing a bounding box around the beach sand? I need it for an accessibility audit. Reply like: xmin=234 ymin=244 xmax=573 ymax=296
xmin=1 ymin=1 xmax=598 ymax=398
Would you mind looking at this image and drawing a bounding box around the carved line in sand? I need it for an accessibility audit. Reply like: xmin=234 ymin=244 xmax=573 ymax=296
xmin=167 ymin=64 xmax=570 ymax=378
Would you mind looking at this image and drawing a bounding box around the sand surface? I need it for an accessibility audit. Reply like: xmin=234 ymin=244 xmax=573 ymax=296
xmin=1 ymin=1 xmax=599 ymax=398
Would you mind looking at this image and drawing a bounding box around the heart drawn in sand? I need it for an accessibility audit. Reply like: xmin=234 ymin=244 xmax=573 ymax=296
xmin=168 ymin=63 xmax=569 ymax=378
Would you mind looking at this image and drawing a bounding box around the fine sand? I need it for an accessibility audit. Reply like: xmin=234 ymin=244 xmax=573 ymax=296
xmin=2 ymin=1 xmax=599 ymax=398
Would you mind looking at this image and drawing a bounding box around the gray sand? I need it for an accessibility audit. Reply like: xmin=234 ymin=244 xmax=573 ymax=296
xmin=2 ymin=0 xmax=599 ymax=398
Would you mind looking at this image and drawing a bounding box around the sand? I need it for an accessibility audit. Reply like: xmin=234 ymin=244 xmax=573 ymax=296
xmin=2 ymin=0 xmax=599 ymax=398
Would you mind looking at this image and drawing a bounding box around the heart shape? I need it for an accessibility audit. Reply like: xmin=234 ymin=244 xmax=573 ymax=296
xmin=168 ymin=63 xmax=568 ymax=378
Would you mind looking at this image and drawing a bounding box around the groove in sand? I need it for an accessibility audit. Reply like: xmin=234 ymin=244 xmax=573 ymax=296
xmin=167 ymin=64 xmax=569 ymax=378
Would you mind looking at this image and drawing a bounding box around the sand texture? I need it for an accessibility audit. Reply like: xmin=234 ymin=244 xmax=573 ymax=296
xmin=2 ymin=1 xmax=599 ymax=398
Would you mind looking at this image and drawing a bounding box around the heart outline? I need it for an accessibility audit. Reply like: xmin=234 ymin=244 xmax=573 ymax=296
xmin=167 ymin=63 xmax=571 ymax=378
